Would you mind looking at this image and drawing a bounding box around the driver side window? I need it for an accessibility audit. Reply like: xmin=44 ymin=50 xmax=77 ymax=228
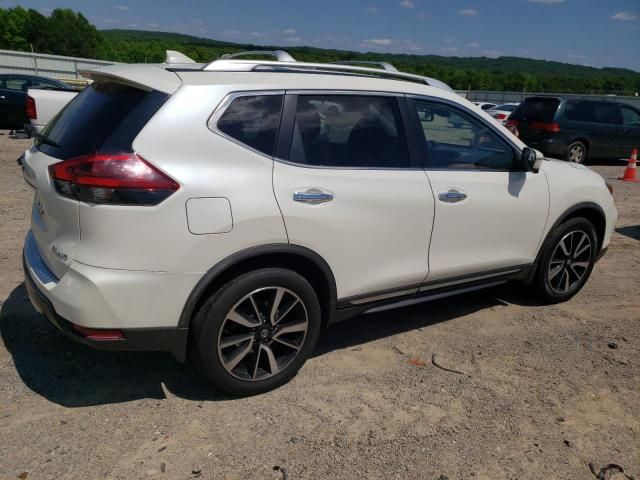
xmin=414 ymin=100 xmax=516 ymax=170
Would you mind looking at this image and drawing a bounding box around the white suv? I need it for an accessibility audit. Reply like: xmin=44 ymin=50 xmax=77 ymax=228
xmin=21 ymin=51 xmax=617 ymax=395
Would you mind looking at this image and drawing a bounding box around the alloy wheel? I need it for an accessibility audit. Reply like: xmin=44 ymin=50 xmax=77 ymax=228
xmin=217 ymin=287 xmax=308 ymax=381
xmin=568 ymin=144 xmax=585 ymax=163
xmin=547 ymin=230 xmax=592 ymax=294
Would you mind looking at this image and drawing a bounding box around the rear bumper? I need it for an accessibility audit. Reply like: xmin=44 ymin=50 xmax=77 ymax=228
xmin=23 ymin=234 xmax=191 ymax=361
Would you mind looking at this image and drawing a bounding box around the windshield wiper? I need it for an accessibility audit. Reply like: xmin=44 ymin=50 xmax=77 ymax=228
xmin=33 ymin=132 xmax=61 ymax=148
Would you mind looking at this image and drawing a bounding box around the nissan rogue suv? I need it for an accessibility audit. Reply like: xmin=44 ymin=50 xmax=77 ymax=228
xmin=21 ymin=51 xmax=617 ymax=395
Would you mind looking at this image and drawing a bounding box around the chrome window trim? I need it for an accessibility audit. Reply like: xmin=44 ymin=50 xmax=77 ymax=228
xmin=286 ymin=89 xmax=404 ymax=97
xmin=207 ymin=90 xmax=285 ymax=160
xmin=407 ymin=93 xmax=524 ymax=170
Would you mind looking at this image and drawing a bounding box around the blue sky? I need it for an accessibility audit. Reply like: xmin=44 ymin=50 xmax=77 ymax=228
xmin=3 ymin=0 xmax=640 ymax=71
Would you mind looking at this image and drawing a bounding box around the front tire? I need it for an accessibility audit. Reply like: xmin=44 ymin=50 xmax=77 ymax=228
xmin=191 ymin=268 xmax=321 ymax=395
xmin=566 ymin=141 xmax=587 ymax=164
xmin=534 ymin=217 xmax=598 ymax=303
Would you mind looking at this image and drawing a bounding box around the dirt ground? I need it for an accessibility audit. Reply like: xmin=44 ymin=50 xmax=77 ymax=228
xmin=0 ymin=132 xmax=638 ymax=480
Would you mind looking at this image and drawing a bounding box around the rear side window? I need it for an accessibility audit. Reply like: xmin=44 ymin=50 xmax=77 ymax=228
xmin=288 ymin=95 xmax=410 ymax=168
xmin=592 ymin=103 xmax=622 ymax=124
xmin=510 ymin=98 xmax=560 ymax=122
xmin=565 ymin=100 xmax=595 ymax=122
xmin=216 ymin=94 xmax=284 ymax=156
xmin=565 ymin=101 xmax=621 ymax=124
xmin=38 ymin=82 xmax=168 ymax=159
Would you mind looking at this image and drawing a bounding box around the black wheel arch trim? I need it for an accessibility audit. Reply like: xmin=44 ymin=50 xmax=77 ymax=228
xmin=178 ymin=243 xmax=338 ymax=329
xmin=527 ymin=201 xmax=606 ymax=283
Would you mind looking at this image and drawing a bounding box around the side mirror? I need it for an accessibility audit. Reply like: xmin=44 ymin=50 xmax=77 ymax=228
xmin=521 ymin=147 xmax=544 ymax=173
xmin=418 ymin=109 xmax=434 ymax=122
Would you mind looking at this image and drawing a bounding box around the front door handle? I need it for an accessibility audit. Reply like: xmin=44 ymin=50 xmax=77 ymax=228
xmin=293 ymin=190 xmax=334 ymax=204
xmin=438 ymin=190 xmax=467 ymax=203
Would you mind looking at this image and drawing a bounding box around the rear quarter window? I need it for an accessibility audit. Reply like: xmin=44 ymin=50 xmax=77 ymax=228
xmin=38 ymin=82 xmax=168 ymax=160
xmin=214 ymin=94 xmax=284 ymax=156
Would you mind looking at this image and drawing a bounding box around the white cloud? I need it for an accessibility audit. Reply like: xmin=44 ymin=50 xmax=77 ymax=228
xmin=363 ymin=6 xmax=379 ymax=14
xmin=282 ymin=28 xmax=296 ymax=34
xmin=444 ymin=38 xmax=456 ymax=43
xmin=399 ymin=0 xmax=414 ymax=9
xmin=567 ymin=53 xmax=586 ymax=59
xmin=284 ymin=36 xmax=302 ymax=43
xmin=128 ymin=23 xmax=137 ymax=27
xmin=113 ymin=5 xmax=129 ymax=10
xmin=527 ymin=0 xmax=564 ymax=4
xmin=457 ymin=8 xmax=478 ymax=16
xmin=440 ymin=46 xmax=458 ymax=54
xmin=611 ymin=11 xmax=638 ymax=21
xmin=417 ymin=12 xmax=426 ymax=20
xmin=147 ymin=23 xmax=160 ymax=28
xmin=467 ymin=42 xmax=479 ymax=48
xmin=221 ymin=30 xmax=242 ymax=36
xmin=364 ymin=38 xmax=393 ymax=46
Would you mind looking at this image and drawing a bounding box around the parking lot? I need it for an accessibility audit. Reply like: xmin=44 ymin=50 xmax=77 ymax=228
xmin=0 ymin=132 xmax=638 ymax=479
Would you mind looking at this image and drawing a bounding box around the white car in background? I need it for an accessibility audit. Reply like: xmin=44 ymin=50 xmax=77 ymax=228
xmin=488 ymin=102 xmax=520 ymax=123
xmin=21 ymin=51 xmax=616 ymax=395
xmin=473 ymin=101 xmax=497 ymax=111
xmin=26 ymin=88 xmax=78 ymax=136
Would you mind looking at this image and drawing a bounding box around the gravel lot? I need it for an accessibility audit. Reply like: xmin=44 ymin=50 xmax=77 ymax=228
xmin=1 ymin=132 xmax=638 ymax=480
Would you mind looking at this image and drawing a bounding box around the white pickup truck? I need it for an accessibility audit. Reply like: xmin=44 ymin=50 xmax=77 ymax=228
xmin=25 ymin=88 xmax=78 ymax=136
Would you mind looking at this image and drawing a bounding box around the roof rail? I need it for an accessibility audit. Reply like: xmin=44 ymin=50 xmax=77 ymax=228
xmin=220 ymin=50 xmax=296 ymax=62
xmin=331 ymin=60 xmax=398 ymax=72
xmin=202 ymin=59 xmax=453 ymax=91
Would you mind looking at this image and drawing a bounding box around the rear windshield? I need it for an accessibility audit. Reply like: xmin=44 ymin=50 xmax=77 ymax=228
xmin=37 ymin=82 xmax=168 ymax=159
xmin=510 ymin=98 xmax=560 ymax=122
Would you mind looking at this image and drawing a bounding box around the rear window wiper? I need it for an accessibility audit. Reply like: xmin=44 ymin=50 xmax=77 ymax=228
xmin=33 ymin=132 xmax=61 ymax=148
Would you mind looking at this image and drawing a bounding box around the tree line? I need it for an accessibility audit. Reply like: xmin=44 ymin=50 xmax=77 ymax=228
xmin=1 ymin=6 xmax=639 ymax=95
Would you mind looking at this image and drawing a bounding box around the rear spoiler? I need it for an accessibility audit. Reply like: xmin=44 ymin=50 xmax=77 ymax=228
xmin=78 ymin=64 xmax=181 ymax=94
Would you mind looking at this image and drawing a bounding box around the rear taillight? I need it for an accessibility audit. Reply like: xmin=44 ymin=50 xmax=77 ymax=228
xmin=26 ymin=95 xmax=37 ymax=120
xmin=505 ymin=119 xmax=519 ymax=128
xmin=493 ymin=113 xmax=508 ymax=120
xmin=48 ymin=153 xmax=179 ymax=206
xmin=530 ymin=122 xmax=561 ymax=133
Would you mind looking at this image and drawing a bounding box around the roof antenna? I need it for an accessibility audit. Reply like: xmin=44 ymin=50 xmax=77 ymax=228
xmin=165 ymin=50 xmax=196 ymax=64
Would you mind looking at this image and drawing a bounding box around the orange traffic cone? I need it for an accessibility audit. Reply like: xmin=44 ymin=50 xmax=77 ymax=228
xmin=619 ymin=148 xmax=640 ymax=182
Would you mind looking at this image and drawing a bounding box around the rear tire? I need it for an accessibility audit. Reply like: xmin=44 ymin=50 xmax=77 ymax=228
xmin=566 ymin=141 xmax=587 ymax=164
xmin=533 ymin=217 xmax=598 ymax=304
xmin=190 ymin=268 xmax=321 ymax=396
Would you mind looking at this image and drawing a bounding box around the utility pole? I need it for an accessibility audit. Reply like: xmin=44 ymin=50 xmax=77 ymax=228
xmin=30 ymin=44 xmax=39 ymax=76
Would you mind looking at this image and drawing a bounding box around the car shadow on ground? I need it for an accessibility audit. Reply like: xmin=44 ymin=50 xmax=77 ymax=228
xmin=1 ymin=281 xmax=536 ymax=408
xmin=615 ymin=225 xmax=640 ymax=241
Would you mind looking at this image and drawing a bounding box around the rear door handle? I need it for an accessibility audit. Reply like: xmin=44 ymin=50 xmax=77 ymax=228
xmin=293 ymin=190 xmax=334 ymax=204
xmin=438 ymin=190 xmax=467 ymax=203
